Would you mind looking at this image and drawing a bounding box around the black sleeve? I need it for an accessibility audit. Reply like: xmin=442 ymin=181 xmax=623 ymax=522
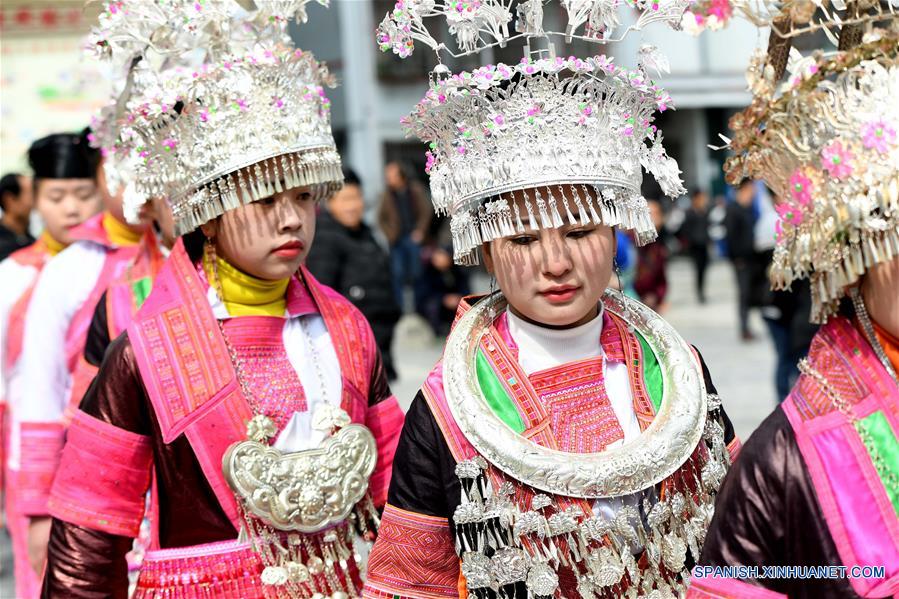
xmin=42 ymin=520 xmax=132 ymax=598
xmin=79 ymin=332 xmax=153 ymax=438
xmin=366 ymin=343 xmax=393 ymax=408
xmin=698 ymin=406 xmax=855 ymax=598
xmin=386 ymin=392 xmax=461 ymax=519
xmin=83 ymin=291 xmax=112 ymax=368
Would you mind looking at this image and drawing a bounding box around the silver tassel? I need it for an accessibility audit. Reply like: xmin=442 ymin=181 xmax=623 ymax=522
xmin=548 ymin=189 xmax=564 ymax=228
xmin=535 ymin=189 xmax=552 ymax=229
xmin=583 ymin=185 xmax=601 ymax=224
xmin=512 ymin=196 xmax=525 ymax=233
xmin=559 ymin=185 xmax=577 ymax=226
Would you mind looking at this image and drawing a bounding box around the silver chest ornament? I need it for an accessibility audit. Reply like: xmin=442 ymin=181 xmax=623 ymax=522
xmin=223 ymin=415 xmax=377 ymax=532
xmin=444 ymin=290 xmax=733 ymax=597
xmin=223 ymin=405 xmax=380 ymax=598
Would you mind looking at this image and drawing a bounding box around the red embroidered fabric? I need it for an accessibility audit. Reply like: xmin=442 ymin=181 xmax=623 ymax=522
xmin=364 ymin=504 xmax=460 ymax=599
xmin=132 ymin=540 xmax=266 ymax=599
xmin=490 ymin=309 xmax=643 ymax=454
xmin=220 ymin=316 xmax=307 ymax=432
xmin=529 ymin=358 xmax=625 ymax=453
xmin=365 ymin=397 xmax=405 ymax=507
xmin=49 ymin=411 xmax=152 ymax=537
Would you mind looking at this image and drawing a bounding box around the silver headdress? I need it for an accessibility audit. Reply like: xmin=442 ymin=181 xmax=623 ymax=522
xmin=723 ymin=5 xmax=899 ymax=322
xmin=378 ymin=1 xmax=691 ymax=264
xmin=87 ymin=0 xmax=341 ymax=235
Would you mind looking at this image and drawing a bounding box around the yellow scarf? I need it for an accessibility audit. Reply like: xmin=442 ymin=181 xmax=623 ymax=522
xmin=41 ymin=230 xmax=65 ymax=256
xmin=102 ymin=212 xmax=143 ymax=247
xmin=203 ymin=254 xmax=289 ymax=317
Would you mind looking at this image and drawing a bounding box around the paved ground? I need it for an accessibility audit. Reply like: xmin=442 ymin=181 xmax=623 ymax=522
xmin=0 ymin=257 xmax=779 ymax=596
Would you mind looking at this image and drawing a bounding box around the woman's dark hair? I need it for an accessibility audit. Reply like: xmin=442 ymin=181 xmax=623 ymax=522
xmin=183 ymin=228 xmax=207 ymax=263
xmin=0 ymin=173 xmax=23 ymax=211
xmin=342 ymin=167 xmax=361 ymax=187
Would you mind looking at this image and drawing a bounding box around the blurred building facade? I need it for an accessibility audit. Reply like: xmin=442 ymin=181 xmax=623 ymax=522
xmin=0 ymin=1 xmax=107 ymax=173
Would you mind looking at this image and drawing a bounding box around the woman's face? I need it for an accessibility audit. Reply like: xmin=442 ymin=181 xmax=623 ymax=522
xmin=35 ymin=178 xmax=102 ymax=245
xmin=201 ymin=185 xmax=319 ymax=280
xmin=482 ymin=188 xmax=615 ymax=328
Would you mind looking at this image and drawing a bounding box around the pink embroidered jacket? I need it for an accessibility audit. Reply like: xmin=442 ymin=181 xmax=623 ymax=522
xmin=43 ymin=241 xmax=404 ymax=596
xmin=691 ymin=316 xmax=899 ymax=599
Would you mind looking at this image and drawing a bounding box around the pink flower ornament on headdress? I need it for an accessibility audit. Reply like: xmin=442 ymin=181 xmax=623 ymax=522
xmin=820 ymin=140 xmax=854 ymax=180
xmin=788 ymin=169 xmax=813 ymax=206
xmin=775 ymin=201 xmax=804 ymax=227
xmin=861 ymin=120 xmax=897 ymax=154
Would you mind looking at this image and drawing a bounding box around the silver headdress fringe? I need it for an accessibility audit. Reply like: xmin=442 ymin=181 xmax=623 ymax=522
xmin=402 ymin=56 xmax=684 ymax=265
xmin=174 ymin=149 xmax=343 ymax=236
xmin=87 ymin=0 xmax=341 ymax=234
xmin=451 ymin=183 xmax=658 ymax=266
xmin=726 ymin=31 xmax=899 ymax=323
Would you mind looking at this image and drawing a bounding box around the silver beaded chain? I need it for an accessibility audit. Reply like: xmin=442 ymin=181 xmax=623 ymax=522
xmin=850 ymin=286 xmax=898 ymax=386
xmin=207 ymin=242 xmax=329 ymax=424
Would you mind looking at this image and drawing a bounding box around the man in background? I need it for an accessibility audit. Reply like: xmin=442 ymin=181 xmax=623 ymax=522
xmin=307 ymin=168 xmax=401 ymax=380
xmin=680 ymin=188 xmax=711 ymax=304
xmin=378 ymin=161 xmax=431 ymax=310
xmin=0 ymin=173 xmax=35 ymax=261
xmin=725 ymin=179 xmax=758 ymax=341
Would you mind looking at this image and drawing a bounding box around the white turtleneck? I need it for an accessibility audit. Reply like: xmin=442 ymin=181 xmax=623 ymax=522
xmin=505 ymin=306 xmax=641 ymax=448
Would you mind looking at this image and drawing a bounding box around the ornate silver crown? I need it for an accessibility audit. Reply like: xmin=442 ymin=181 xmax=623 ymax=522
xmin=728 ymin=36 xmax=899 ymax=322
xmin=721 ymin=2 xmax=899 ymax=322
xmin=377 ymin=1 xmax=690 ymax=264
xmin=127 ymin=45 xmax=341 ymax=235
xmin=404 ymin=55 xmax=683 ymax=262
xmin=85 ymin=0 xmax=340 ymax=234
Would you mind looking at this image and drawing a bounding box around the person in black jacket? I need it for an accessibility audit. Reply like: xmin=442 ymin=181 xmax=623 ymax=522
xmin=306 ymin=168 xmax=401 ymax=380
xmin=680 ymin=189 xmax=711 ymax=303
xmin=724 ymin=179 xmax=758 ymax=341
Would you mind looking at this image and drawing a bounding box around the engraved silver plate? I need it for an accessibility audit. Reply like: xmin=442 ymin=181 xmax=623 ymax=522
xmin=442 ymin=289 xmax=707 ymax=498
xmin=223 ymin=424 xmax=377 ymax=532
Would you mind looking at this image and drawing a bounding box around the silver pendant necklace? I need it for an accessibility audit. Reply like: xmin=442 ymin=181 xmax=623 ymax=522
xmin=442 ymin=288 xmax=711 ymax=499
xmin=206 ymin=249 xmax=378 ymax=597
xmin=850 ymin=286 xmax=898 ymax=385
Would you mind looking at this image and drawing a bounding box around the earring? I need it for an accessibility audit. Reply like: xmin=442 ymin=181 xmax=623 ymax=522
xmin=613 ymin=257 xmax=623 ymax=292
xmin=488 ymin=276 xmax=498 ymax=320
xmin=204 ymin=237 xmax=224 ymax=301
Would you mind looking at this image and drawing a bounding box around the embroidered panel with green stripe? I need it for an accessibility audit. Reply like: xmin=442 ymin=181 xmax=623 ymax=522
xmin=131 ymin=277 xmax=153 ymax=309
xmin=473 ymin=329 xmax=664 ymax=432
xmin=855 ymin=410 xmax=899 ymax=517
